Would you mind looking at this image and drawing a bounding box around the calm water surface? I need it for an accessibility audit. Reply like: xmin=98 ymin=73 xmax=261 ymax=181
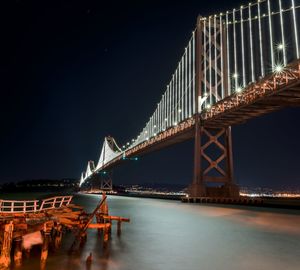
xmin=3 ymin=193 xmax=300 ymax=270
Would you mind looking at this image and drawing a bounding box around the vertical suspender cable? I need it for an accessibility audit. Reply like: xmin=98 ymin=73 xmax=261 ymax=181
xmin=203 ymin=19 xmax=207 ymax=106
xmin=292 ymin=0 xmax=299 ymax=59
xmin=181 ymin=57 xmax=184 ymax=120
xmin=209 ymin=18 xmax=212 ymax=104
xmin=189 ymin=40 xmax=192 ymax=116
xmin=279 ymin=0 xmax=287 ymax=66
xmin=167 ymin=85 xmax=170 ymax=128
xmin=164 ymin=94 xmax=166 ymax=129
xmin=233 ymin=9 xmax=238 ymax=90
xmin=170 ymin=77 xmax=173 ymax=126
xmin=240 ymin=6 xmax=246 ymax=87
xmin=178 ymin=61 xmax=181 ymax=122
xmin=165 ymin=88 xmax=168 ymax=129
xmin=149 ymin=116 xmax=155 ymax=137
xmin=249 ymin=4 xmax=255 ymax=82
xmin=158 ymin=103 xmax=160 ymax=134
xmin=214 ymin=15 xmax=218 ymax=102
xmin=173 ymin=77 xmax=175 ymax=125
xmin=175 ymin=69 xmax=178 ymax=124
xmin=226 ymin=12 xmax=231 ymax=94
xmin=258 ymin=0 xmax=265 ymax=77
xmin=192 ymin=32 xmax=195 ymax=114
xmin=185 ymin=49 xmax=188 ymax=119
xmin=220 ymin=14 xmax=224 ymax=99
xmin=161 ymin=96 xmax=164 ymax=131
xmin=161 ymin=99 xmax=163 ymax=131
xmin=268 ymin=0 xmax=274 ymax=69
xmin=156 ymin=106 xmax=158 ymax=135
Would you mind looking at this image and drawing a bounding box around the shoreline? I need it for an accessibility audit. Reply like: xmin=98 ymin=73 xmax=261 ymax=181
xmin=81 ymin=191 xmax=300 ymax=210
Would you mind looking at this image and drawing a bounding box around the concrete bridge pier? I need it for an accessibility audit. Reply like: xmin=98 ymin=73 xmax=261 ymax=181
xmin=190 ymin=123 xmax=239 ymax=199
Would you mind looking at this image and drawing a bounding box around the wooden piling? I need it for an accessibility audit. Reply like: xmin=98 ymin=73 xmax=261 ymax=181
xmin=103 ymin=226 xmax=109 ymax=249
xmin=0 ymin=194 xmax=130 ymax=264
xmin=54 ymin=224 xmax=63 ymax=250
xmin=13 ymin=236 xmax=23 ymax=267
xmin=40 ymin=223 xmax=52 ymax=270
xmin=0 ymin=221 xmax=14 ymax=268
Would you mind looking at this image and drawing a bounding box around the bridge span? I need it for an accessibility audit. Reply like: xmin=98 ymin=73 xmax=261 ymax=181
xmin=79 ymin=0 xmax=300 ymax=198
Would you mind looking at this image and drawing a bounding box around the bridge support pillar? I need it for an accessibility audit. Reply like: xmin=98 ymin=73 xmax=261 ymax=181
xmin=100 ymin=171 xmax=113 ymax=191
xmin=189 ymin=124 xmax=239 ymax=198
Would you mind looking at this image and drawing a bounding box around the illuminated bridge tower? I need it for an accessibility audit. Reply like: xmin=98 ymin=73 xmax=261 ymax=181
xmin=189 ymin=16 xmax=239 ymax=198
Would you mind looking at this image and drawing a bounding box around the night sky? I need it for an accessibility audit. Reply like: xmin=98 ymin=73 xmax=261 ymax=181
xmin=1 ymin=0 xmax=300 ymax=188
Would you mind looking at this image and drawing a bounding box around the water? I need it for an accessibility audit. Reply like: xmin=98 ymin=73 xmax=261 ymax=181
xmin=5 ymin=193 xmax=300 ymax=270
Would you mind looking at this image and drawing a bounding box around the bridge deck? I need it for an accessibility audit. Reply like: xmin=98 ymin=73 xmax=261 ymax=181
xmin=202 ymin=61 xmax=300 ymax=128
xmin=93 ymin=61 xmax=300 ymax=174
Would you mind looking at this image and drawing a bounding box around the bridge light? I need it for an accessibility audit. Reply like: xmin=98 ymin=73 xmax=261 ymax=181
xmin=165 ymin=118 xmax=168 ymax=121
xmin=145 ymin=131 xmax=148 ymax=134
xmin=232 ymin=73 xmax=238 ymax=79
xmin=154 ymin=133 xmax=157 ymax=136
xmin=173 ymin=122 xmax=177 ymax=126
xmin=236 ymin=87 xmax=243 ymax=93
xmin=204 ymin=92 xmax=208 ymax=97
xmin=277 ymin=43 xmax=284 ymax=50
xmin=146 ymin=137 xmax=149 ymax=140
xmin=127 ymin=142 xmax=130 ymax=146
xmin=178 ymin=109 xmax=182 ymax=113
xmin=206 ymin=104 xmax=211 ymax=109
xmin=273 ymin=63 xmax=284 ymax=74
xmin=154 ymin=125 xmax=157 ymax=128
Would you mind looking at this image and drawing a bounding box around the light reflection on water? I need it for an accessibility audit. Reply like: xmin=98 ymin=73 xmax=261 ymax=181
xmin=5 ymin=193 xmax=300 ymax=270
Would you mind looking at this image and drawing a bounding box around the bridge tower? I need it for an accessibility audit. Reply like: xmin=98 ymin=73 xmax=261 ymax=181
xmin=99 ymin=171 xmax=113 ymax=191
xmin=189 ymin=16 xmax=239 ymax=198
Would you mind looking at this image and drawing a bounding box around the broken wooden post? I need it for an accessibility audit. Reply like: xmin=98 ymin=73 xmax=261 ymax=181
xmin=0 ymin=221 xmax=14 ymax=269
xmin=40 ymin=222 xmax=52 ymax=270
xmin=54 ymin=224 xmax=63 ymax=250
xmin=14 ymin=236 xmax=23 ymax=267
xmin=103 ymin=225 xmax=109 ymax=249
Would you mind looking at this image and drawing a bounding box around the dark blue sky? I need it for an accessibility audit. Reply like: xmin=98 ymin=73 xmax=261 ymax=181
xmin=1 ymin=0 xmax=300 ymax=188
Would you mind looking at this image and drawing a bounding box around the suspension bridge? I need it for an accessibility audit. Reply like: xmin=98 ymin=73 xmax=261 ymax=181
xmin=79 ymin=0 xmax=300 ymax=198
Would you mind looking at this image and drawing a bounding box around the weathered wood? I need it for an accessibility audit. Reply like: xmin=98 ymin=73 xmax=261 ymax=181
xmin=87 ymin=223 xmax=111 ymax=229
xmin=70 ymin=194 xmax=107 ymax=251
xmin=0 ymin=221 xmax=14 ymax=268
xmin=40 ymin=233 xmax=50 ymax=269
xmin=54 ymin=224 xmax=63 ymax=250
xmin=0 ymin=194 xmax=130 ymax=263
xmin=13 ymin=236 xmax=22 ymax=267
